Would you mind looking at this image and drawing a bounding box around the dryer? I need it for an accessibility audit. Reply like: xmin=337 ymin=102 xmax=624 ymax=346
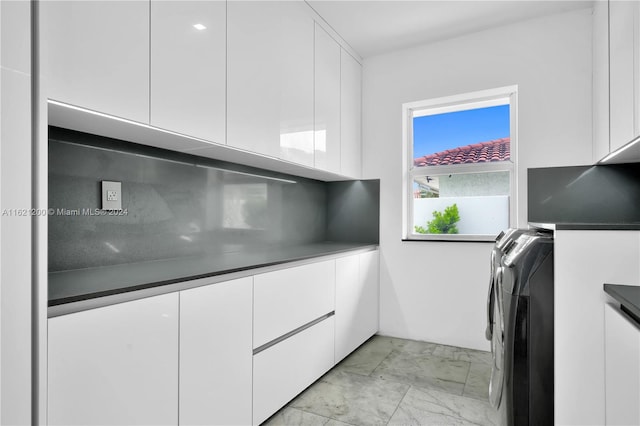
xmin=492 ymin=229 xmax=554 ymax=426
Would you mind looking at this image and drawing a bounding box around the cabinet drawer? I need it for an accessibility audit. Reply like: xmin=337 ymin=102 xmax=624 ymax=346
xmin=253 ymin=316 xmax=334 ymax=425
xmin=254 ymin=260 xmax=335 ymax=348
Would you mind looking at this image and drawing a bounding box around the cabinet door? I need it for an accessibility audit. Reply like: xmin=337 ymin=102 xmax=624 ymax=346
xmin=227 ymin=1 xmax=314 ymax=165
xmin=340 ymin=49 xmax=362 ymax=178
xmin=592 ymin=0 xmax=610 ymax=161
xmin=609 ymin=0 xmax=640 ymax=151
xmin=253 ymin=260 xmax=335 ymax=348
xmin=40 ymin=1 xmax=149 ymax=123
xmin=555 ymin=231 xmax=640 ymax=425
xmin=151 ymin=0 xmax=226 ymax=144
xmin=314 ymin=23 xmax=341 ymax=174
xmin=253 ymin=316 xmax=335 ymax=425
xmin=48 ymin=293 xmax=179 ymax=426
xmin=335 ymin=251 xmax=379 ymax=362
xmin=360 ymin=250 xmax=380 ymax=337
xmin=180 ymin=278 xmax=252 ymax=426
xmin=605 ymin=303 xmax=640 ymax=425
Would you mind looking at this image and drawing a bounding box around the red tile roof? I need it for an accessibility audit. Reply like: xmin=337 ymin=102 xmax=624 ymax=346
xmin=414 ymin=137 xmax=510 ymax=167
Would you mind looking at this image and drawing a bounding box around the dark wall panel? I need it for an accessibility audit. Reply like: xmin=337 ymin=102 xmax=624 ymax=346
xmin=528 ymin=164 xmax=640 ymax=224
xmin=326 ymin=180 xmax=380 ymax=243
xmin=48 ymin=127 xmax=329 ymax=272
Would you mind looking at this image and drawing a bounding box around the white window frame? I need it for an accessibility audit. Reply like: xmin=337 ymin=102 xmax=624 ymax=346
xmin=402 ymin=86 xmax=518 ymax=242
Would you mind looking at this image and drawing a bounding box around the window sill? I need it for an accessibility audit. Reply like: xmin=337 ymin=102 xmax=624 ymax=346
xmin=402 ymin=235 xmax=496 ymax=243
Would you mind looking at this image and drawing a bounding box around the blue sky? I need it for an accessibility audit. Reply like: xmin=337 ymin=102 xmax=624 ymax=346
xmin=413 ymin=104 xmax=510 ymax=159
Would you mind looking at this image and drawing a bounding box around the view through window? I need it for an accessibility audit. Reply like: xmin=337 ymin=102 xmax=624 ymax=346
xmin=403 ymin=87 xmax=516 ymax=240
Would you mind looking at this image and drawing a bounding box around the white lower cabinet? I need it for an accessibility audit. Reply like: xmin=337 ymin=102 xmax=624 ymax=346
xmin=335 ymin=251 xmax=379 ymax=362
xmin=47 ymin=250 xmax=379 ymax=426
xmin=47 ymin=293 xmax=179 ymax=426
xmin=605 ymin=303 xmax=640 ymax=426
xmin=179 ymin=277 xmax=253 ymax=426
xmin=555 ymin=231 xmax=640 ymax=425
xmin=253 ymin=316 xmax=335 ymax=425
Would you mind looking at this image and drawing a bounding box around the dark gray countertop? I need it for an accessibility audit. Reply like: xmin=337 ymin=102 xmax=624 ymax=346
xmin=556 ymin=223 xmax=640 ymax=230
xmin=49 ymin=241 xmax=377 ymax=306
xmin=604 ymin=284 xmax=640 ymax=325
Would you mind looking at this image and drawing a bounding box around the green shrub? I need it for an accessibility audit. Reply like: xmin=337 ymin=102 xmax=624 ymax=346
xmin=414 ymin=203 xmax=460 ymax=234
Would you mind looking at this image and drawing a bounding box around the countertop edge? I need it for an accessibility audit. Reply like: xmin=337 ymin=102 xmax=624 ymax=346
xmin=603 ymin=284 xmax=640 ymax=326
xmin=555 ymin=223 xmax=640 ymax=230
xmin=48 ymin=244 xmax=378 ymax=318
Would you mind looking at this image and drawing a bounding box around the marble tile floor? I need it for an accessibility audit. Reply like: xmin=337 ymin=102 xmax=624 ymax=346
xmin=263 ymin=335 xmax=497 ymax=426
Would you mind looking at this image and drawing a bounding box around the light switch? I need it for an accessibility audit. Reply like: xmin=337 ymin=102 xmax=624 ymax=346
xmin=101 ymin=181 xmax=122 ymax=211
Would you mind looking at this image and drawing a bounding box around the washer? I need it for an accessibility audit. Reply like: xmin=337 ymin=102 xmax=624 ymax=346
xmin=500 ymin=229 xmax=554 ymax=425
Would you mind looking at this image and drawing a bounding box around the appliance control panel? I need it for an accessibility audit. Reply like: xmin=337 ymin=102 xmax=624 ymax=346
xmin=503 ymin=234 xmax=538 ymax=267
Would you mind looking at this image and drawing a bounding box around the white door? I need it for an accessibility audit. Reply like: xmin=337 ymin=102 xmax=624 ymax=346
xmin=150 ymin=0 xmax=226 ymax=143
xmin=335 ymin=251 xmax=379 ymax=362
xmin=605 ymin=303 xmax=640 ymax=425
xmin=41 ymin=1 xmax=150 ymax=123
xmin=340 ymin=49 xmax=362 ymax=178
xmin=180 ymin=278 xmax=253 ymax=426
xmin=227 ymin=1 xmax=314 ymax=165
xmin=314 ymin=23 xmax=341 ymax=173
xmin=48 ymin=294 xmax=179 ymax=425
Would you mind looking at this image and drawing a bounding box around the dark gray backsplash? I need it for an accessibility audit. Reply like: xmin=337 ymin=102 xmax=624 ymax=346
xmin=327 ymin=180 xmax=380 ymax=243
xmin=528 ymin=164 xmax=640 ymax=224
xmin=50 ymin=127 xmax=358 ymax=272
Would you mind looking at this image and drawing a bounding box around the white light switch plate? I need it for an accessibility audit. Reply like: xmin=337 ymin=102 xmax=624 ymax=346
xmin=101 ymin=181 xmax=122 ymax=210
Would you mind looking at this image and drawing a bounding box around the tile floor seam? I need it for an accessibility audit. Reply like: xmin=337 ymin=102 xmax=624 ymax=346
xmin=292 ymin=406 xmax=342 ymax=425
xmin=366 ymin=348 xmax=398 ymax=376
xmin=439 ymin=410 xmax=485 ymax=426
xmin=384 ymin=384 xmax=413 ymax=426
xmin=462 ymin=360 xmax=473 ymax=388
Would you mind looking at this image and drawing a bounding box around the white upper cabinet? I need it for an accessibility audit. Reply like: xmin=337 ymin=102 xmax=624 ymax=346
xmin=150 ymin=1 xmax=226 ymax=144
xmin=340 ymin=49 xmax=362 ymax=178
xmin=48 ymin=293 xmax=179 ymax=426
xmin=40 ymin=1 xmax=149 ymax=123
xmin=314 ymin=23 xmax=341 ymax=174
xmin=592 ymin=0 xmax=610 ymax=162
xmin=609 ymin=0 xmax=640 ymax=152
xmin=41 ymin=1 xmax=364 ymax=177
xmin=227 ymin=1 xmax=314 ymax=165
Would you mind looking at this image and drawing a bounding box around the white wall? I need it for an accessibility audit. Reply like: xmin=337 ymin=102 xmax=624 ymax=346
xmin=0 ymin=0 xmax=33 ymax=423
xmin=363 ymin=8 xmax=593 ymax=350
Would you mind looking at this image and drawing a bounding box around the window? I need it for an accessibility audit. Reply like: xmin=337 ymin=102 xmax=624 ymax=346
xmin=403 ymin=86 xmax=517 ymax=241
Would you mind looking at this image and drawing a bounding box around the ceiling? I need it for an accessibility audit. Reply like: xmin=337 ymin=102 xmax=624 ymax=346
xmin=306 ymin=0 xmax=594 ymax=59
